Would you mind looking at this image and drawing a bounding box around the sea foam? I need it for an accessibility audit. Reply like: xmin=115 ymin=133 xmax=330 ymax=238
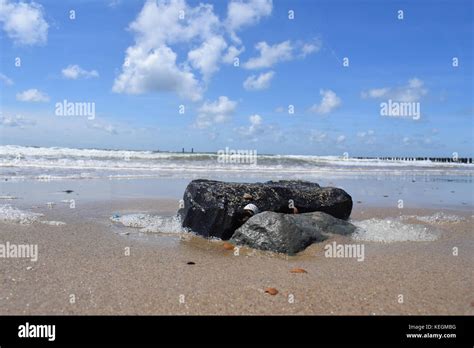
xmin=0 ymin=205 xmax=43 ymax=224
xmin=352 ymin=218 xmax=439 ymax=242
xmin=111 ymin=213 xmax=185 ymax=234
xmin=0 ymin=204 xmax=66 ymax=226
xmin=400 ymin=212 xmax=465 ymax=224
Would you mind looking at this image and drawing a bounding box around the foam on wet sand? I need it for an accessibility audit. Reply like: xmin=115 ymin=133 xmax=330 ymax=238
xmin=0 ymin=204 xmax=66 ymax=226
xmin=110 ymin=213 xmax=185 ymax=234
xmin=352 ymin=218 xmax=440 ymax=242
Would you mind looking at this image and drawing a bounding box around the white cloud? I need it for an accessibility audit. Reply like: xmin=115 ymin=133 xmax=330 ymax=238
xmin=0 ymin=73 xmax=13 ymax=85
xmin=309 ymin=130 xmax=327 ymax=143
xmin=0 ymin=113 xmax=36 ymax=128
xmin=187 ymin=35 xmax=228 ymax=81
xmin=226 ymin=0 xmax=272 ymax=41
xmin=361 ymin=78 xmax=428 ymax=102
xmin=300 ymin=38 xmax=322 ymax=57
xmin=236 ymin=114 xmax=265 ymax=141
xmin=16 ymin=88 xmax=49 ymax=102
xmin=113 ymin=0 xmax=223 ymax=101
xmin=243 ymin=40 xmax=293 ymax=69
xmin=222 ymin=45 xmax=245 ymax=64
xmin=362 ymin=88 xmax=389 ymax=99
xmin=357 ymin=129 xmax=375 ymax=138
xmin=112 ymin=0 xmax=280 ymax=101
xmin=90 ymin=123 xmax=118 ymax=135
xmin=62 ymin=65 xmax=99 ymax=80
xmin=248 ymin=113 xmax=262 ymax=129
xmin=113 ymin=44 xmax=203 ymax=101
xmin=108 ymin=0 xmax=122 ymax=8
xmin=357 ymin=129 xmax=376 ymax=144
xmin=195 ymin=96 xmax=237 ymax=128
xmin=243 ymin=39 xmax=320 ymax=69
xmin=310 ymin=89 xmax=341 ymax=114
xmin=243 ymin=71 xmax=274 ymax=90
xmin=336 ymin=135 xmax=346 ymax=144
xmin=0 ymin=0 xmax=48 ymax=46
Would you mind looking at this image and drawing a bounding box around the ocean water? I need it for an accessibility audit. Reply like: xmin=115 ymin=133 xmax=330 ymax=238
xmin=0 ymin=145 xmax=472 ymax=210
xmin=0 ymin=145 xmax=472 ymax=181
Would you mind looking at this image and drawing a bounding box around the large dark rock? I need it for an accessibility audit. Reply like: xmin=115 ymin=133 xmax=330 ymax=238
xmin=230 ymin=211 xmax=356 ymax=254
xmin=178 ymin=179 xmax=352 ymax=239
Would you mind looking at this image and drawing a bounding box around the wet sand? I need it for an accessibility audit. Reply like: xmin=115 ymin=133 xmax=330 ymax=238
xmin=0 ymin=198 xmax=472 ymax=315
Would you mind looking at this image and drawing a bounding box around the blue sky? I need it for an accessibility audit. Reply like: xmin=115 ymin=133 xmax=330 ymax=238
xmin=0 ymin=0 xmax=472 ymax=156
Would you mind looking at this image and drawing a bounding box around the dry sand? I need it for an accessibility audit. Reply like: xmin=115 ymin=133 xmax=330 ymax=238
xmin=0 ymin=199 xmax=472 ymax=315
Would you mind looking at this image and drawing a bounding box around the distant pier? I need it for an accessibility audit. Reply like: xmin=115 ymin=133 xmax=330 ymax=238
xmin=353 ymin=156 xmax=473 ymax=164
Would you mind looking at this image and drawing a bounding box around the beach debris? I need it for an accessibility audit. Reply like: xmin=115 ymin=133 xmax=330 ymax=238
xmin=290 ymin=268 xmax=307 ymax=274
xmin=179 ymin=179 xmax=352 ymax=240
xmin=243 ymin=203 xmax=259 ymax=215
xmin=230 ymin=211 xmax=355 ymax=255
xmin=187 ymin=261 xmax=195 ymax=265
xmin=264 ymin=287 xmax=278 ymax=295
xmin=46 ymin=202 xmax=55 ymax=209
xmin=223 ymin=242 xmax=234 ymax=250
xmin=243 ymin=193 xmax=253 ymax=200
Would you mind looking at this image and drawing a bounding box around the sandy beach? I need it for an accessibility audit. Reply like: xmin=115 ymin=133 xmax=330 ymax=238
xmin=1 ymin=186 xmax=472 ymax=315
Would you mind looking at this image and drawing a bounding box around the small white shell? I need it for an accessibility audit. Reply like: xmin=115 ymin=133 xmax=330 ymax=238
xmin=243 ymin=203 xmax=259 ymax=215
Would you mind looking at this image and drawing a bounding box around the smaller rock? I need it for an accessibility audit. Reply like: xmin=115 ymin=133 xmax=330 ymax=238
xmin=231 ymin=211 xmax=356 ymax=254
xmin=265 ymin=287 xmax=278 ymax=295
